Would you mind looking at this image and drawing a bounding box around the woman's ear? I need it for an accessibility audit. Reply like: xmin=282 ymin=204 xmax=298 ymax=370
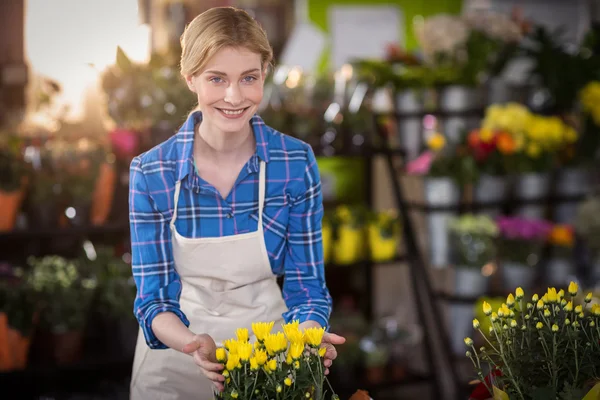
xmin=185 ymin=75 xmax=196 ymax=93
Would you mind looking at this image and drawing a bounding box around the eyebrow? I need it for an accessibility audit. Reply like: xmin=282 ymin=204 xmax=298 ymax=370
xmin=204 ymin=68 xmax=261 ymax=76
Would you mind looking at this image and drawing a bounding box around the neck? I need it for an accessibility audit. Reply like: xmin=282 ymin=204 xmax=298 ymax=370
xmin=195 ymin=121 xmax=254 ymax=163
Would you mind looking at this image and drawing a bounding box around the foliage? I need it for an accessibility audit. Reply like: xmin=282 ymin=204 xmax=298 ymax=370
xmin=466 ymin=284 xmax=600 ymax=399
xmin=26 ymin=256 xmax=97 ymax=333
xmin=0 ymin=265 xmax=37 ymax=335
xmin=449 ymin=214 xmax=498 ymax=268
xmin=425 ymin=132 xmax=479 ymax=186
xmin=0 ymin=132 xmax=28 ymax=192
xmin=214 ymin=321 xmax=338 ymax=400
xmin=100 ymin=47 xmax=197 ymax=131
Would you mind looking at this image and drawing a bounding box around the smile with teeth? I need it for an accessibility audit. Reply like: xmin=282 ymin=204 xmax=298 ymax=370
xmin=218 ymin=107 xmax=248 ymax=115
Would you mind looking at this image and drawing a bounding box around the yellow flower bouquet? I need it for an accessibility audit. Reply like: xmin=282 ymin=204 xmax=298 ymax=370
xmin=214 ymin=321 xmax=339 ymax=400
xmin=465 ymin=283 xmax=600 ymax=399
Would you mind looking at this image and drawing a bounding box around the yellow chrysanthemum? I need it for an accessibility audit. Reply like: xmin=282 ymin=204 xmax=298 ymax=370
xmin=546 ymin=288 xmax=558 ymax=303
xmin=592 ymin=304 xmax=600 ymax=316
xmin=482 ymin=301 xmax=492 ymax=316
xmin=250 ymin=357 xmax=259 ymax=370
xmin=285 ymin=377 xmax=293 ymax=386
xmin=491 ymin=312 xmax=498 ymax=322
xmin=290 ymin=341 xmax=304 ymax=360
xmin=564 ymin=301 xmax=573 ymax=312
xmin=231 ymin=390 xmax=239 ymax=399
xmin=283 ymin=320 xmax=300 ymax=336
xmin=264 ymin=332 xmax=288 ymax=355
xmin=238 ymin=342 xmax=253 ymax=362
xmin=224 ymin=339 xmax=239 ymax=355
xmin=506 ymin=294 xmax=515 ymax=307
xmin=575 ymin=305 xmax=583 ymax=314
xmin=510 ymin=319 xmax=517 ymax=328
xmin=544 ymin=309 xmax=551 ymax=317
xmin=303 ymin=327 xmax=325 ymax=348
xmin=294 ymin=360 xmax=300 ymax=369
xmin=532 ymin=294 xmax=539 ymax=302
xmin=216 ymin=347 xmax=227 ymax=362
xmin=286 ymin=353 xmax=293 ymax=365
xmin=515 ymin=287 xmax=524 ymax=299
xmin=464 ymin=337 xmax=473 ymax=347
xmin=426 ymin=132 xmax=446 ymax=151
xmin=254 ymin=349 xmax=268 ymax=365
xmin=267 ymin=359 xmax=277 ymax=371
xmin=558 ymin=289 xmax=565 ymax=299
xmin=252 ymin=321 xmax=274 ymax=342
xmin=226 ymin=354 xmax=240 ymax=371
xmin=318 ymin=347 xmax=327 ymax=357
xmin=526 ymin=143 xmax=541 ymax=158
xmin=568 ymin=281 xmax=578 ymax=296
xmin=473 ymin=319 xmax=480 ymax=329
xmin=236 ymin=328 xmax=249 ymax=343
xmin=585 ymin=293 xmax=593 ymax=303
xmin=536 ymin=322 xmax=543 ymax=330
xmin=552 ymin=324 xmax=559 ymax=332
xmin=222 ymin=370 xmax=230 ymax=378
xmin=537 ymin=299 xmax=545 ymax=309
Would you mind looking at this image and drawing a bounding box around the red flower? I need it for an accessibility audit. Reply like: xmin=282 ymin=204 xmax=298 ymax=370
xmin=470 ymin=369 xmax=503 ymax=400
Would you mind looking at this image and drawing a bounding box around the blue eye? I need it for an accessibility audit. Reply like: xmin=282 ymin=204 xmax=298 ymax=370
xmin=210 ymin=77 xmax=224 ymax=83
xmin=243 ymin=76 xmax=257 ymax=83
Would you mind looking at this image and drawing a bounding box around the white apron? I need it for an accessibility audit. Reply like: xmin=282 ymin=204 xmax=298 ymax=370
xmin=130 ymin=161 xmax=288 ymax=399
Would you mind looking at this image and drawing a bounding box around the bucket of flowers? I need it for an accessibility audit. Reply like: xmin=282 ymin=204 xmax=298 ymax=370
xmin=465 ymin=282 xmax=600 ymax=399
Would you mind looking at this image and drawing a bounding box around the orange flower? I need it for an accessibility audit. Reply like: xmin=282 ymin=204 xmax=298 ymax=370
xmin=496 ymin=132 xmax=516 ymax=155
xmin=468 ymin=130 xmax=481 ymax=148
xmin=549 ymin=225 xmax=574 ymax=247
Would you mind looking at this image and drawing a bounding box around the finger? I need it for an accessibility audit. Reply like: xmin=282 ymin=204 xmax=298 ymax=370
xmin=201 ymin=369 xmax=225 ymax=383
xmin=324 ymin=344 xmax=337 ymax=361
xmin=324 ymin=359 xmax=332 ymax=368
xmin=213 ymin=382 xmax=224 ymax=392
xmin=323 ymin=332 xmax=346 ymax=345
xmin=194 ymin=354 xmax=224 ymax=372
xmin=325 ymin=367 xmax=330 ymax=375
xmin=182 ymin=340 xmax=201 ymax=354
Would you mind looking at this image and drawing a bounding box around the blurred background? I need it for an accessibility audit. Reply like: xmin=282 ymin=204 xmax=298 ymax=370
xmin=0 ymin=0 xmax=599 ymax=399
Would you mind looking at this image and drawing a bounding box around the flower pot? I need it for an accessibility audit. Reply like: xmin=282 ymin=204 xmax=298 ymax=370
xmin=0 ymin=188 xmax=25 ymax=232
xmin=333 ymin=226 xmax=365 ymax=265
xmin=438 ymin=85 xmax=484 ymax=113
xmin=53 ymin=330 xmax=84 ymax=365
xmin=513 ymin=172 xmax=551 ymax=219
xmin=424 ymin=177 xmax=461 ymax=268
xmin=502 ymin=262 xmax=537 ymax=291
xmin=454 ymin=267 xmax=490 ymax=297
xmin=473 ymin=174 xmax=509 ymax=216
xmin=91 ymin=162 xmax=117 ymax=225
xmin=368 ymin=224 xmax=400 ymax=263
xmin=449 ymin=303 xmax=476 ymax=355
xmin=553 ymin=167 xmax=593 ymax=223
xmin=438 ymin=115 xmax=481 ymax=144
xmin=0 ymin=313 xmax=34 ymax=371
xmin=395 ymin=89 xmax=426 ymax=161
xmin=545 ymin=257 xmax=575 ymax=287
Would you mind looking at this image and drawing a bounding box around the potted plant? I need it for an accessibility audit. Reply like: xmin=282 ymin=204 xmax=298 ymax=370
xmin=0 ymin=133 xmax=28 ymax=231
xmin=367 ymin=210 xmax=401 ymax=263
xmin=331 ymin=205 xmax=368 ymax=265
xmin=574 ymin=195 xmax=600 ymax=285
xmin=359 ymin=337 xmax=389 ymax=385
xmin=545 ymin=224 xmax=576 ymax=287
xmin=0 ymin=265 xmax=38 ymax=371
xmin=27 ymin=255 xmax=97 ymax=365
xmin=496 ymin=216 xmax=552 ymax=291
xmin=83 ymin=246 xmax=137 ymax=357
xmin=465 ymin=283 xmax=600 ymax=399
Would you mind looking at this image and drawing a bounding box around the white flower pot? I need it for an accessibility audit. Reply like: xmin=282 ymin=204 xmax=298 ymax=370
xmin=546 ymin=257 xmax=575 ymax=287
xmin=438 ymin=85 xmax=483 ymax=112
xmin=449 ymin=303 xmax=476 ymax=355
xmin=513 ymin=172 xmax=551 ymax=219
xmin=424 ymin=178 xmax=461 ymax=268
xmin=474 ymin=174 xmax=508 ymax=217
xmin=454 ymin=267 xmax=490 ymax=297
xmin=553 ymin=168 xmax=593 ymax=223
xmin=503 ymin=262 xmax=537 ymax=291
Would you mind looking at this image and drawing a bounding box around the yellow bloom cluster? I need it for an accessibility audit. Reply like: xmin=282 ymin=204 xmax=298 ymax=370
xmin=215 ymin=321 xmax=335 ymax=400
xmin=482 ymin=103 xmax=578 ymax=158
xmin=465 ymin=282 xmax=600 ymax=399
xmin=580 ymin=81 xmax=600 ymax=126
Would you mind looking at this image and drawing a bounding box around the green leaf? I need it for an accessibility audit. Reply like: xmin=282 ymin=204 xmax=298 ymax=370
xmin=493 ymin=386 xmax=510 ymax=400
xmin=116 ymin=46 xmax=133 ymax=73
xmin=582 ymin=382 xmax=600 ymax=400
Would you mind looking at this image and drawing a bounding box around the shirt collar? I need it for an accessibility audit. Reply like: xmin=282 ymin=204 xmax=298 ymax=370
xmin=174 ymin=110 xmax=271 ymax=183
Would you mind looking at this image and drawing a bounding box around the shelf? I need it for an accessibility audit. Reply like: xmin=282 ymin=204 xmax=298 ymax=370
xmin=0 ymin=223 xmax=130 ymax=241
xmin=0 ymin=356 xmax=133 ymax=396
xmin=402 ymin=193 xmax=586 ymax=212
xmin=332 ymin=370 xmax=432 ymax=397
xmin=325 ymin=255 xmax=407 ymax=271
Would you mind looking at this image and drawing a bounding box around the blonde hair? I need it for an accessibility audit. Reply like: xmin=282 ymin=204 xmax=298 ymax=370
xmin=180 ymin=7 xmax=273 ymax=77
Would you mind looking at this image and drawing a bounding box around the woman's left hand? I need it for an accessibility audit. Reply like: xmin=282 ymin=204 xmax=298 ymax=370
xmin=299 ymin=321 xmax=346 ymax=375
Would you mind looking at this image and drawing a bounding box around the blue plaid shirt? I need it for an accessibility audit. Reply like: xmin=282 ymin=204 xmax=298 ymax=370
xmin=129 ymin=111 xmax=332 ymax=349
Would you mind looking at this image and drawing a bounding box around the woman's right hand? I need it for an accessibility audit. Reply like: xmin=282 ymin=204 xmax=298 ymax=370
xmin=182 ymin=333 xmax=225 ymax=391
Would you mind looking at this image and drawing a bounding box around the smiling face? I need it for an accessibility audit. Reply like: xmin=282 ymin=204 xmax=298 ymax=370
xmin=186 ymin=46 xmax=265 ymax=135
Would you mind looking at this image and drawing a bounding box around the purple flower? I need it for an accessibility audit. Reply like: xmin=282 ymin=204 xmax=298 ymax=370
xmin=495 ymin=216 xmax=552 ymax=241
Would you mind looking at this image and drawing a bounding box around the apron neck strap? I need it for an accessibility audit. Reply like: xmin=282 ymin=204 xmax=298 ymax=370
xmin=170 ymin=180 xmax=182 ymax=227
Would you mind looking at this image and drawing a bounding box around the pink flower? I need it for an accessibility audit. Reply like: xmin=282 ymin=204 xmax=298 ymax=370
xmin=406 ymin=151 xmax=434 ymax=175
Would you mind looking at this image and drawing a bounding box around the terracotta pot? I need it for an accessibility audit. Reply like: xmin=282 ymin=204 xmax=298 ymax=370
xmin=91 ymin=162 xmax=117 ymax=225
xmin=53 ymin=330 xmax=84 ymax=365
xmin=365 ymin=366 xmax=385 ymax=384
xmin=0 ymin=312 xmax=32 ymax=371
xmin=0 ymin=188 xmax=25 ymax=231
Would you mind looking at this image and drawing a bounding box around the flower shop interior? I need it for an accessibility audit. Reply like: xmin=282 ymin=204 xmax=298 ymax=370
xmin=2 ymin=0 xmax=600 ymax=399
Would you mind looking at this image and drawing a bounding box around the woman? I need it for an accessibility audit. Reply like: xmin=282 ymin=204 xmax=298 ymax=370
xmin=129 ymin=6 xmax=345 ymax=399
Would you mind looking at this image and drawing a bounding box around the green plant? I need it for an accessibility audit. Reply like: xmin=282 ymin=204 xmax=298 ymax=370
xmin=0 ymin=267 xmax=37 ymax=336
xmin=449 ymin=214 xmax=499 ymax=268
xmin=466 ymin=284 xmax=600 ymax=399
xmin=0 ymin=133 xmax=27 ymax=192
xmin=27 ymin=256 xmax=97 ymax=333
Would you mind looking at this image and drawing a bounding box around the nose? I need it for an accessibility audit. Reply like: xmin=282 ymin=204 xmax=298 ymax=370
xmin=224 ymin=82 xmax=243 ymax=107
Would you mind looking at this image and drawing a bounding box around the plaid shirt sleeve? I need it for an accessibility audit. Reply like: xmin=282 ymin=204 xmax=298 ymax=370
xmin=282 ymin=145 xmax=333 ymax=329
xmin=129 ymin=156 xmax=190 ymax=349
